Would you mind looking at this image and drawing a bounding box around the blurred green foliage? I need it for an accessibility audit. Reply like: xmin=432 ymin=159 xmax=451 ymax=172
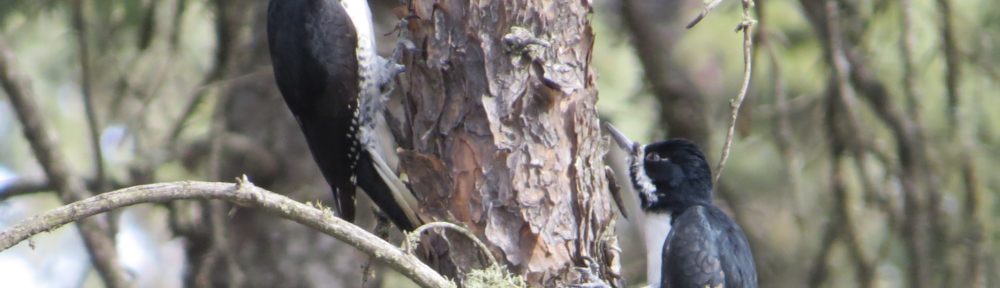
xmin=0 ymin=0 xmax=997 ymax=287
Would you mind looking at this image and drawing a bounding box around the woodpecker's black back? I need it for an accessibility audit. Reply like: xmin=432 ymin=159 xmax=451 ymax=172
xmin=640 ymin=139 xmax=757 ymax=288
xmin=267 ymin=0 xmax=416 ymax=230
xmin=662 ymin=205 xmax=756 ymax=288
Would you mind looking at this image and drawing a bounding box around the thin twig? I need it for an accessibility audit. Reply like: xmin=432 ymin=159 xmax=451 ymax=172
xmin=619 ymin=0 xmax=711 ymax=146
xmin=686 ymin=0 xmax=725 ymax=29
xmin=753 ymin=0 xmax=805 ymax=229
xmin=363 ymin=214 xmax=393 ymax=287
xmin=169 ymin=0 xmax=188 ymax=48
xmin=203 ymin=66 xmax=244 ymax=285
xmin=0 ymin=179 xmax=455 ymax=288
xmin=933 ymin=0 xmax=985 ymax=284
xmin=165 ymin=75 xmax=220 ymax=146
xmin=165 ymin=0 xmax=233 ymax=147
xmin=0 ymin=177 xmax=127 ymax=201
xmin=822 ymin=4 xmax=876 ymax=285
xmin=404 ymin=222 xmax=498 ymax=267
xmin=713 ymin=0 xmax=755 ymax=185
xmin=830 ymin=151 xmax=875 ymax=287
xmin=959 ymin=146 xmax=987 ymax=288
xmin=0 ymin=40 xmax=131 ymax=288
xmin=810 ymin=0 xmax=937 ymax=284
xmin=936 ymin=0 xmax=960 ymax=128
xmin=807 ymin=218 xmax=840 ymax=287
xmin=0 ymin=178 xmax=54 ymax=200
xmin=72 ymin=0 xmax=107 ymax=192
xmin=899 ymin=0 xmax=921 ymax=119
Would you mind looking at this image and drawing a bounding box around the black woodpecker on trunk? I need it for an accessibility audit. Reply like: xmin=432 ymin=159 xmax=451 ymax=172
xmin=267 ymin=0 xmax=420 ymax=230
xmin=606 ymin=124 xmax=757 ymax=288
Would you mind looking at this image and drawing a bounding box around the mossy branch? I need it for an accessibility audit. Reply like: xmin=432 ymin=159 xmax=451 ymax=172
xmin=0 ymin=178 xmax=454 ymax=288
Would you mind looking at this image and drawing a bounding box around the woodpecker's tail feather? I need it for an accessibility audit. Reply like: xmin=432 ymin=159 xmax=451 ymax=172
xmin=356 ymin=148 xmax=421 ymax=231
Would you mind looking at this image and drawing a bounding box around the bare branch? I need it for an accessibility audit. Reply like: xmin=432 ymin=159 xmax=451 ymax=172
xmin=807 ymin=218 xmax=839 ymax=287
xmin=619 ymin=0 xmax=710 ymax=146
xmin=0 ymin=178 xmax=55 ymax=200
xmin=0 ymin=40 xmax=131 ymax=288
xmin=758 ymin=15 xmax=805 ymax=228
xmin=935 ymin=0 xmax=960 ymax=127
xmin=165 ymin=75 xmax=221 ymax=147
xmin=0 ymin=180 xmax=455 ymax=288
xmin=830 ymin=153 xmax=875 ymax=288
xmin=72 ymin=0 xmax=107 ymax=192
xmin=899 ymin=0 xmax=922 ymax=119
xmin=686 ymin=0 xmax=724 ymax=29
xmin=933 ymin=0 xmax=987 ymax=284
xmin=0 ymin=177 xmax=128 ymax=201
xmin=713 ymin=0 xmax=755 ymax=184
xmin=165 ymin=0 xmax=234 ymax=147
xmin=958 ymin=147 xmax=987 ymax=287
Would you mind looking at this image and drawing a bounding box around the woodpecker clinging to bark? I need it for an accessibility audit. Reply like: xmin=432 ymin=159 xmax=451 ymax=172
xmin=605 ymin=124 xmax=757 ymax=288
xmin=267 ymin=0 xmax=420 ymax=230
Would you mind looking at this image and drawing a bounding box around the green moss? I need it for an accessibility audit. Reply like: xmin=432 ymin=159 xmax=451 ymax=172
xmin=463 ymin=264 xmax=526 ymax=288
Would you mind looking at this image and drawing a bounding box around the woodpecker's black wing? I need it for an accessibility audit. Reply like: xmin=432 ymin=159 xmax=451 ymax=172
xmin=267 ymin=0 xmax=420 ymax=230
xmin=267 ymin=0 xmax=360 ymax=220
xmin=662 ymin=205 xmax=757 ymax=288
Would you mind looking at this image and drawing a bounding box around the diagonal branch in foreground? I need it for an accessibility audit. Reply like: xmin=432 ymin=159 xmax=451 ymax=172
xmin=0 ymin=179 xmax=453 ymax=288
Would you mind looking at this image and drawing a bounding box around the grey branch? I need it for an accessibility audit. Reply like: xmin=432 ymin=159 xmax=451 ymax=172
xmin=0 ymin=40 xmax=131 ymax=288
xmin=0 ymin=177 xmax=127 ymax=201
xmin=166 ymin=0 xmax=233 ymax=147
xmin=72 ymin=0 xmax=107 ymax=192
xmin=0 ymin=179 xmax=454 ymax=288
xmin=686 ymin=0 xmax=724 ymax=29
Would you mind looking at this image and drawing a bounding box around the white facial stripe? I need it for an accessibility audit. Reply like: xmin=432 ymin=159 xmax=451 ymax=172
xmin=632 ymin=145 xmax=658 ymax=203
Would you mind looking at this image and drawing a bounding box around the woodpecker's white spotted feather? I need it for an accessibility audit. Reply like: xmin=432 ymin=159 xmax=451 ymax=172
xmin=269 ymin=0 xmax=422 ymax=230
xmin=340 ymin=0 xmax=419 ymax=227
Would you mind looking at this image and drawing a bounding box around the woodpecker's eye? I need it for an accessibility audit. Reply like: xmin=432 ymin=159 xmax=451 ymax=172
xmin=646 ymin=153 xmax=666 ymax=162
xmin=646 ymin=153 xmax=670 ymax=162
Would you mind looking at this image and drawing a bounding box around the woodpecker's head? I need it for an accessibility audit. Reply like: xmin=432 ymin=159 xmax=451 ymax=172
xmin=639 ymin=139 xmax=713 ymax=213
xmin=604 ymin=124 xmax=715 ymax=215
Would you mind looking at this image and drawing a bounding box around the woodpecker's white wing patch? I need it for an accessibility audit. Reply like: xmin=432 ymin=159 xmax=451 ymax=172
xmin=338 ymin=0 xmax=376 ymax=57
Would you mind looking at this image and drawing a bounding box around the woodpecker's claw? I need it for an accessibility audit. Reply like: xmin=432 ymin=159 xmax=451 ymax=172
xmin=605 ymin=166 xmax=629 ymax=220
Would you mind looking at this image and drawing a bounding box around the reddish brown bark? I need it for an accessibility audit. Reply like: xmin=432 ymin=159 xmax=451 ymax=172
xmin=398 ymin=1 xmax=618 ymax=285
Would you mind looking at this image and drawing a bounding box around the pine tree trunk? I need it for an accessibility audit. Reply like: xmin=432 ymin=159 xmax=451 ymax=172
xmin=397 ymin=1 xmax=618 ymax=286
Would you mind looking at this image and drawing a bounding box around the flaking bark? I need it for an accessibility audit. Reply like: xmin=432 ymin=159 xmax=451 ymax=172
xmin=397 ymin=0 xmax=617 ymax=286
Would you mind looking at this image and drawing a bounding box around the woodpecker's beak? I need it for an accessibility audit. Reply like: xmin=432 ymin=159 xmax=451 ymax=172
xmin=605 ymin=123 xmax=645 ymax=158
xmin=604 ymin=123 xmax=634 ymax=151
xmin=605 ymin=122 xmax=658 ymax=208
